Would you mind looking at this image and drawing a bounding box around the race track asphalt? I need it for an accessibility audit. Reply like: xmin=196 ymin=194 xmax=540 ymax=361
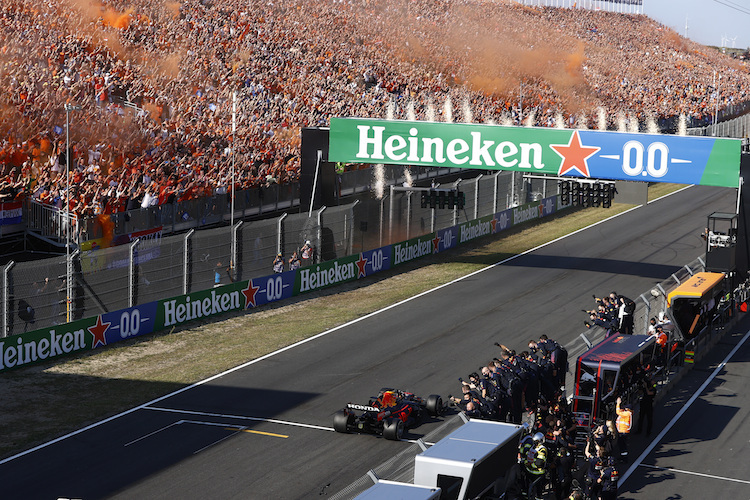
xmin=0 ymin=185 xmax=740 ymax=499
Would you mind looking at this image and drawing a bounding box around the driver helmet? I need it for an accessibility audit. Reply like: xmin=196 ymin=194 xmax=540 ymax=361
xmin=380 ymin=391 xmax=397 ymax=407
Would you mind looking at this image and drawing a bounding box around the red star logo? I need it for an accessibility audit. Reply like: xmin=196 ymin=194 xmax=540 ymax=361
xmin=550 ymin=131 xmax=600 ymax=177
xmin=432 ymin=234 xmax=441 ymax=253
xmin=355 ymin=254 xmax=368 ymax=278
xmin=242 ymin=279 xmax=260 ymax=308
xmin=490 ymin=217 xmax=498 ymax=233
xmin=88 ymin=315 xmax=111 ymax=349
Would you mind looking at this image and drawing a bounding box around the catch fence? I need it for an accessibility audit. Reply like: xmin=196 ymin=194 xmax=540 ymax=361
xmin=3 ymin=169 xmax=559 ymax=337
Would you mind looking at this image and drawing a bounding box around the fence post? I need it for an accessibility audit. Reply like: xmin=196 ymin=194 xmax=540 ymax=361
xmin=639 ymin=293 xmax=651 ymax=334
xmin=493 ymin=172 xmax=499 ymax=214
xmin=349 ymin=200 xmax=360 ymax=256
xmin=389 ymin=185 xmax=394 ymax=245
xmin=406 ymin=192 xmax=412 ymax=240
xmin=183 ymin=229 xmax=194 ymax=295
xmin=129 ymin=238 xmax=140 ymax=308
xmin=474 ymin=174 xmax=482 ymax=220
xmin=453 ymin=179 xmax=462 ymax=227
xmin=277 ymin=213 xmax=287 ymax=255
xmin=2 ymin=261 xmax=14 ymax=338
xmin=66 ymin=244 xmax=73 ymax=323
xmin=316 ymin=206 xmax=326 ymax=263
xmin=379 ymin=195 xmax=386 ymax=248
xmin=231 ymin=220 xmax=243 ymax=282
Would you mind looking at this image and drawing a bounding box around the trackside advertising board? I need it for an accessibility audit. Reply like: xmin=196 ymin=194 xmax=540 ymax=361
xmin=329 ymin=118 xmax=741 ymax=188
xmin=0 ymin=196 xmax=562 ymax=372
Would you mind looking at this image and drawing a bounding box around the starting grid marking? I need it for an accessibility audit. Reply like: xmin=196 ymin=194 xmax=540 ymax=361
xmin=124 ymin=418 xmax=290 ymax=448
xmin=124 ymin=417 xmax=291 ymax=456
xmin=142 ymin=406 xmax=426 ymax=444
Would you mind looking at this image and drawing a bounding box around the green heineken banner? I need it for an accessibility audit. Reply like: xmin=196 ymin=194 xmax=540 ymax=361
xmin=329 ymin=118 xmax=741 ymax=188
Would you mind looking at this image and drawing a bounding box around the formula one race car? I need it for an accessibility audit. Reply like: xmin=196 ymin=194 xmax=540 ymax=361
xmin=333 ymin=388 xmax=444 ymax=441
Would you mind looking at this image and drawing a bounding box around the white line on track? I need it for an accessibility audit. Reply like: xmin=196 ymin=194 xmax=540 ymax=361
xmin=124 ymin=420 xmax=185 ymax=446
xmin=145 ymin=407 xmax=427 ymax=444
xmin=145 ymin=406 xmax=335 ymax=432
xmin=0 ymin=188 xmax=690 ymax=466
xmin=638 ymin=464 xmax=750 ymax=485
xmin=619 ymin=327 xmax=750 ymax=487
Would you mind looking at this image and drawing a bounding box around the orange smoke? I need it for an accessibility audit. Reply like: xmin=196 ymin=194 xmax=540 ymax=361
xmin=102 ymin=7 xmax=133 ymax=29
xmin=165 ymin=2 xmax=181 ymax=18
xmin=565 ymin=42 xmax=585 ymax=80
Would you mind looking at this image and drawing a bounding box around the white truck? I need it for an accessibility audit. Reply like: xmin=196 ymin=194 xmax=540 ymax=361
xmin=413 ymin=419 xmax=522 ymax=500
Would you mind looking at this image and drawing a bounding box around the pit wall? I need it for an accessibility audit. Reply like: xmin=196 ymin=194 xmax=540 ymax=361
xmin=0 ymin=196 xmax=564 ymax=373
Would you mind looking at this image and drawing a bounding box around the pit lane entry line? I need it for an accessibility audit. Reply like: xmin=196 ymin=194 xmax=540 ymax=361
xmin=619 ymin=327 xmax=750 ymax=487
xmin=638 ymin=464 xmax=750 ymax=485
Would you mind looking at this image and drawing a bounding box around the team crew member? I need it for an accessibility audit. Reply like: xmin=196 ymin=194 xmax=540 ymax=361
xmin=636 ymin=375 xmax=656 ymax=436
xmin=615 ymin=397 xmax=633 ymax=463
xmin=598 ymin=456 xmax=620 ymax=500
xmin=522 ymin=433 xmax=549 ymax=500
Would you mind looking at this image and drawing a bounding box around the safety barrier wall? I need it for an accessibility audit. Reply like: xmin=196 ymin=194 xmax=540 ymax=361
xmin=6 ymin=168 xmax=555 ymax=338
xmin=1 ymin=205 xmax=357 ymax=338
xmin=0 ymin=195 xmax=566 ymax=372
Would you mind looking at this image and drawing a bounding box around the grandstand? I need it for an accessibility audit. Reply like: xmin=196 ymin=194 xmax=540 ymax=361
xmin=1 ymin=0 xmax=749 ymax=229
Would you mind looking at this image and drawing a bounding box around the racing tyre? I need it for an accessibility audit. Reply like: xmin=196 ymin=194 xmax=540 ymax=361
xmin=382 ymin=418 xmax=404 ymax=441
xmin=426 ymin=395 xmax=444 ymax=416
xmin=333 ymin=410 xmax=354 ymax=433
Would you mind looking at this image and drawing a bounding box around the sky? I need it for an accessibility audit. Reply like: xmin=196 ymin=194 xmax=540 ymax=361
xmin=645 ymin=0 xmax=750 ymax=50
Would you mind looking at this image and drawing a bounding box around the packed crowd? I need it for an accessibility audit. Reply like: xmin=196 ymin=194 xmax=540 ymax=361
xmin=449 ymin=335 xmax=624 ymax=500
xmin=451 ymin=326 xmax=659 ymax=497
xmin=583 ymin=291 xmax=636 ymax=336
xmin=1 ymin=0 xmax=749 ymax=221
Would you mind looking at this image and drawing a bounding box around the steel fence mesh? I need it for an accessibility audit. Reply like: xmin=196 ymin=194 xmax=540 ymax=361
xmin=410 ymin=203 xmax=434 ymax=239
xmin=462 ymin=177 xmax=478 ymax=220
xmin=321 ymin=204 xmax=355 ymax=261
xmin=238 ymin=218 xmax=279 ymax=280
xmin=138 ymin=235 xmax=185 ymax=304
xmin=78 ymin=245 xmax=132 ymax=315
xmin=9 ymin=257 xmax=67 ymax=335
xmin=496 ymin=171 xmax=514 ymax=209
xmin=190 ymin=226 xmax=233 ymax=292
xmin=284 ymin=212 xmax=320 ymax=263
xmin=3 ymin=170 xmax=529 ymax=337
xmin=477 ymin=174 xmax=498 ymax=215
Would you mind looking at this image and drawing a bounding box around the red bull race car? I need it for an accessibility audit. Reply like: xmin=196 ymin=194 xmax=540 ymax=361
xmin=333 ymin=388 xmax=444 ymax=441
